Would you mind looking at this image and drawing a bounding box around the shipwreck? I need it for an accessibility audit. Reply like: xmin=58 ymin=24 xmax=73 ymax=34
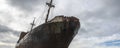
xmin=15 ymin=0 xmax=80 ymax=48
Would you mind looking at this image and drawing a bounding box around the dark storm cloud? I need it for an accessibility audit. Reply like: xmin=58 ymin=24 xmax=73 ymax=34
xmin=7 ymin=0 xmax=47 ymax=12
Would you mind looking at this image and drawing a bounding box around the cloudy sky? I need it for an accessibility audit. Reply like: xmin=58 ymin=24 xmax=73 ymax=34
xmin=0 ymin=0 xmax=120 ymax=48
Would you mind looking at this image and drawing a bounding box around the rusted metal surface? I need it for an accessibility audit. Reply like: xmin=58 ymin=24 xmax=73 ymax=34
xmin=16 ymin=16 xmax=80 ymax=48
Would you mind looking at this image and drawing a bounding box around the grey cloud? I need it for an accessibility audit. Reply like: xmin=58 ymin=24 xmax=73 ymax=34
xmin=0 ymin=33 xmax=18 ymax=43
xmin=102 ymin=0 xmax=120 ymax=17
xmin=0 ymin=24 xmax=13 ymax=32
xmin=0 ymin=25 xmax=19 ymax=47
xmin=76 ymin=0 xmax=120 ymax=37
xmin=51 ymin=0 xmax=120 ymax=38
xmin=0 ymin=45 xmax=14 ymax=48
xmin=0 ymin=24 xmax=19 ymax=36
xmin=104 ymin=0 xmax=120 ymax=7
xmin=51 ymin=0 xmax=120 ymax=37
xmin=7 ymin=0 xmax=47 ymax=12
xmin=79 ymin=11 xmax=120 ymax=37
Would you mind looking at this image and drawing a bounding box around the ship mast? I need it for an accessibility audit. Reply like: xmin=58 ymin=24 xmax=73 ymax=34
xmin=30 ymin=17 xmax=35 ymax=32
xmin=45 ymin=0 xmax=55 ymax=23
xmin=29 ymin=0 xmax=54 ymax=32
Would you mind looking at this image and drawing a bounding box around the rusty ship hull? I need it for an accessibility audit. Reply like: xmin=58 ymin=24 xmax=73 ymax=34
xmin=16 ymin=16 xmax=80 ymax=48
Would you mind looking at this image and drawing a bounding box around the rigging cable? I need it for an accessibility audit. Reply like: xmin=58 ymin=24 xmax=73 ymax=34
xmin=35 ymin=0 xmax=55 ymax=25
xmin=49 ymin=7 xmax=55 ymax=20
xmin=35 ymin=4 xmax=48 ymax=26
